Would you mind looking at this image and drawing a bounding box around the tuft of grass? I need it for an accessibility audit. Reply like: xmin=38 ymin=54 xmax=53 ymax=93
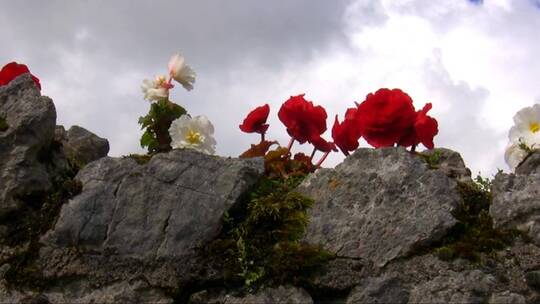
xmin=205 ymin=174 xmax=333 ymax=291
xmin=433 ymin=176 xmax=522 ymax=263
xmin=123 ymin=153 xmax=153 ymax=165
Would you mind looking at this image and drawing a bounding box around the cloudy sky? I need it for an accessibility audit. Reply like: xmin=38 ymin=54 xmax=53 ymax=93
xmin=2 ymin=0 xmax=540 ymax=176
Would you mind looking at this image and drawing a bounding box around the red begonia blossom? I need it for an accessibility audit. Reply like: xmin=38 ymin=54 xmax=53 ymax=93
xmin=399 ymin=103 xmax=438 ymax=149
xmin=332 ymin=107 xmax=363 ymax=155
xmin=278 ymin=94 xmax=327 ymax=144
xmin=0 ymin=62 xmax=41 ymax=90
xmin=356 ymin=88 xmax=416 ymax=148
xmin=311 ymin=135 xmax=337 ymax=153
xmin=239 ymin=104 xmax=270 ymax=134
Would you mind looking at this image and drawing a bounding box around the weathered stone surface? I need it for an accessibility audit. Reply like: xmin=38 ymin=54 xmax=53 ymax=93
xmin=421 ymin=148 xmax=473 ymax=183
xmin=491 ymin=171 xmax=540 ymax=245
xmin=526 ymin=270 xmax=540 ymax=289
xmin=55 ymin=125 xmax=109 ymax=166
xmin=488 ymin=291 xmax=527 ymax=304
xmin=299 ymin=147 xmax=460 ymax=267
xmin=346 ymin=275 xmax=409 ymax=304
xmin=310 ymin=258 xmax=364 ymax=291
xmin=38 ymin=149 xmax=263 ymax=289
xmin=0 ymin=277 xmax=173 ymax=304
xmin=0 ymin=74 xmax=56 ymax=217
xmin=188 ymin=286 xmax=313 ymax=304
xmin=45 ymin=280 xmax=173 ymax=304
xmin=408 ymin=270 xmax=496 ymax=304
xmin=515 ymin=150 xmax=540 ymax=175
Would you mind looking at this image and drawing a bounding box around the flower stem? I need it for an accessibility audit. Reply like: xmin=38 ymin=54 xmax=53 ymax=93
xmin=410 ymin=144 xmax=417 ymax=153
xmin=315 ymin=152 xmax=330 ymax=168
xmin=309 ymin=148 xmax=317 ymax=161
xmin=342 ymin=150 xmax=350 ymax=157
xmin=260 ymin=133 xmax=265 ymax=143
xmin=286 ymin=138 xmax=295 ymax=155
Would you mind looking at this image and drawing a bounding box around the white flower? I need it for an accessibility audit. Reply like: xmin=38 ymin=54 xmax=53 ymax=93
xmin=168 ymin=53 xmax=196 ymax=91
xmin=504 ymin=141 xmax=529 ymax=171
xmin=141 ymin=75 xmax=171 ymax=101
xmin=508 ymin=104 xmax=540 ymax=145
xmin=169 ymin=114 xmax=216 ymax=154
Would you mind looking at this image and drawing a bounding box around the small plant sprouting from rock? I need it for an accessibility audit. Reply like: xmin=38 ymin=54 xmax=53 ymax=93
xmin=139 ymin=99 xmax=187 ymax=153
xmin=417 ymin=149 xmax=441 ymax=169
xmin=207 ymin=175 xmax=333 ymax=290
xmin=433 ymin=175 xmax=522 ymax=262
xmin=138 ymin=53 xmax=217 ymax=156
xmin=123 ymin=153 xmax=154 ymax=165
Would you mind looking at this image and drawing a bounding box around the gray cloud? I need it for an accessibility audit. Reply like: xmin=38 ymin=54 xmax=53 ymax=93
xmin=0 ymin=0 xmax=352 ymax=157
xmin=2 ymin=0 xmax=539 ymax=177
xmin=1 ymin=0 xmax=350 ymax=72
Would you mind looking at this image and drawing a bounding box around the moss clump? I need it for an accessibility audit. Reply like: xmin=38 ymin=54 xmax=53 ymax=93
xmin=124 ymin=153 xmax=153 ymax=165
xmin=433 ymin=176 xmax=521 ymax=262
xmin=417 ymin=149 xmax=441 ymax=169
xmin=205 ymin=175 xmax=333 ymax=291
xmin=0 ymin=116 xmax=9 ymax=131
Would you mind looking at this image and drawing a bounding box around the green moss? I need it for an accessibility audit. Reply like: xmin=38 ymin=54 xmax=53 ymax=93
xmin=0 ymin=116 xmax=8 ymax=131
xmin=417 ymin=149 xmax=441 ymax=169
xmin=123 ymin=153 xmax=153 ymax=165
xmin=205 ymin=175 xmax=333 ymax=291
xmin=432 ymin=177 xmax=522 ymax=263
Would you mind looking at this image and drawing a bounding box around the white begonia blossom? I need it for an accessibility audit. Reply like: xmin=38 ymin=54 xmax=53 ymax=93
xmin=141 ymin=75 xmax=171 ymax=101
xmin=504 ymin=141 xmax=529 ymax=171
xmin=504 ymin=104 xmax=540 ymax=171
xmin=508 ymin=104 xmax=540 ymax=145
xmin=169 ymin=114 xmax=216 ymax=154
xmin=168 ymin=53 xmax=196 ymax=91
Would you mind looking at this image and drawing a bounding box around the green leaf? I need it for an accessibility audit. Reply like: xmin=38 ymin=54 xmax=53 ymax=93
xmin=140 ymin=130 xmax=156 ymax=149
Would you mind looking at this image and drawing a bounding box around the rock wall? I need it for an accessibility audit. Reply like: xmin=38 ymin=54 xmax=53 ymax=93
xmin=1 ymin=75 xmax=540 ymax=303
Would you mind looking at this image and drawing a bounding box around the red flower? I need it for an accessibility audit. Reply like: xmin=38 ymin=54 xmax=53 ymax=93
xmin=332 ymin=107 xmax=362 ymax=155
xmin=356 ymin=88 xmax=416 ymax=148
xmin=239 ymin=104 xmax=270 ymax=134
xmin=278 ymin=94 xmax=327 ymax=144
xmin=399 ymin=103 xmax=438 ymax=149
xmin=311 ymin=135 xmax=337 ymax=153
xmin=0 ymin=62 xmax=41 ymax=90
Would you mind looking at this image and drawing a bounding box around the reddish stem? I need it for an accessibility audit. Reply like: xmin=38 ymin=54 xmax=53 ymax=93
xmin=309 ymin=148 xmax=317 ymax=161
xmin=315 ymin=152 xmax=330 ymax=168
xmin=286 ymin=138 xmax=295 ymax=155
xmin=342 ymin=150 xmax=350 ymax=157
xmin=260 ymin=133 xmax=265 ymax=143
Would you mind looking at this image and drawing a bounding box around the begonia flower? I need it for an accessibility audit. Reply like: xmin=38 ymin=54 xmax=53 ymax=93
xmin=399 ymin=103 xmax=438 ymax=149
xmin=239 ymin=104 xmax=270 ymax=134
xmin=504 ymin=141 xmax=529 ymax=171
xmin=356 ymin=88 xmax=416 ymax=148
xmin=0 ymin=62 xmax=41 ymax=90
xmin=168 ymin=53 xmax=196 ymax=91
xmin=508 ymin=104 xmax=540 ymax=145
xmin=278 ymin=94 xmax=327 ymax=144
xmin=332 ymin=107 xmax=362 ymax=155
xmin=311 ymin=135 xmax=337 ymax=153
xmin=169 ymin=114 xmax=216 ymax=154
xmin=141 ymin=75 xmax=172 ymax=101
